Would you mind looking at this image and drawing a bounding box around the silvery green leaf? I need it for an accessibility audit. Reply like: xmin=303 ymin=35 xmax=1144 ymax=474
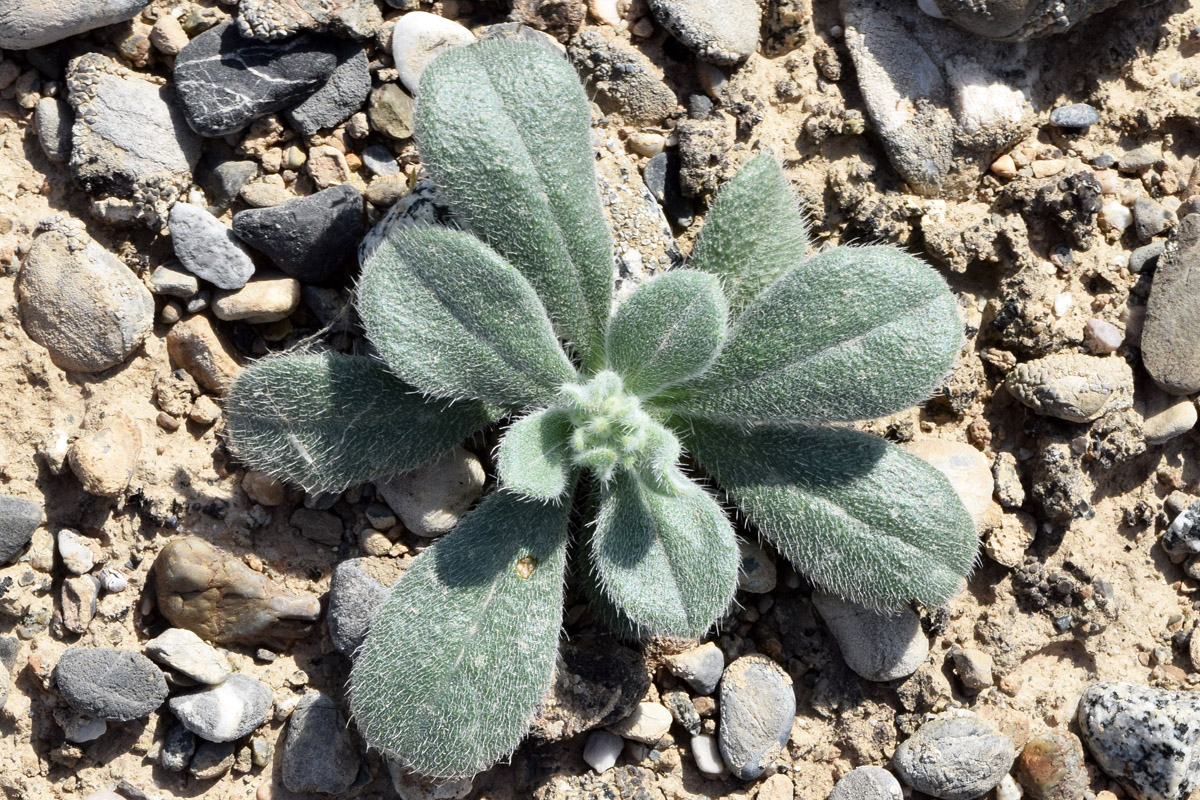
xmin=358 ymin=224 xmax=577 ymax=407
xmin=683 ymin=419 xmax=977 ymax=609
xmin=591 ymin=468 xmax=737 ymax=638
xmin=350 ymin=488 xmax=571 ymax=778
xmin=497 ymin=407 xmax=575 ymax=501
xmin=417 ymin=40 xmax=613 ymax=369
xmin=673 ymin=245 xmax=962 ymax=424
xmin=605 ymin=269 xmax=728 ymax=398
xmin=224 ymin=353 xmax=491 ymax=492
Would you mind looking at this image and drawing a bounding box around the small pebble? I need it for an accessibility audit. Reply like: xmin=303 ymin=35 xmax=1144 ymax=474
xmin=814 ymin=592 xmax=929 ymax=682
xmin=1100 ymin=200 xmax=1132 ymax=231
xmin=0 ymin=496 xmax=42 ymax=566
xmin=68 ymin=415 xmax=142 ymax=498
xmin=737 ymin=540 xmax=776 ymax=593
xmin=145 ymin=628 xmax=232 ymax=685
xmin=1049 ymin=103 xmax=1099 ymax=129
xmin=168 ymin=203 xmax=256 ymax=290
xmin=607 ymin=702 xmax=672 ymax=745
xmin=190 ymin=740 xmax=235 ymax=779
xmin=375 ymin=445 xmax=484 ymax=537
xmin=327 ymin=558 xmax=391 ymax=656
xmin=1143 ymin=394 xmax=1198 ymax=446
xmin=1015 ymin=730 xmax=1088 ymax=800
xmin=949 ymin=646 xmax=994 ymax=690
xmin=1084 ymin=319 xmax=1124 ymax=353
xmin=160 ymin=722 xmax=197 ymax=772
xmin=211 ymin=275 xmax=301 ymax=324
xmin=56 ymin=529 xmax=96 ymax=575
xmin=583 ymin=730 xmax=623 ymax=773
xmin=1162 ymin=501 xmax=1200 ymax=556
xmin=829 ymin=766 xmax=903 ymax=800
xmin=691 ymin=734 xmax=725 ymax=776
xmin=663 ymin=642 xmax=724 ymax=695
xmin=391 ymin=12 xmax=475 ymax=95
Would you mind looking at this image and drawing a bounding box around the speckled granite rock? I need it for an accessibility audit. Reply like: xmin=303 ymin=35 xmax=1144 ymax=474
xmin=1005 ymin=353 xmax=1134 ymax=423
xmin=237 ymin=0 xmax=382 ymax=40
xmin=928 ymin=0 xmax=1137 ymax=40
xmin=0 ymin=0 xmax=150 ymax=49
xmin=1078 ymin=682 xmax=1200 ymax=800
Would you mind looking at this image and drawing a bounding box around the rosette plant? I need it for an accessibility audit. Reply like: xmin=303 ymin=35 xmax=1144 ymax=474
xmin=224 ymin=39 xmax=976 ymax=778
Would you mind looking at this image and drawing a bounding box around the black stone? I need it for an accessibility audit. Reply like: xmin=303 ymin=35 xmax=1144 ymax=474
xmin=174 ymin=22 xmax=339 ymax=137
xmin=283 ymin=42 xmax=371 ymax=137
xmin=0 ymin=495 xmax=42 ymax=565
xmin=198 ymin=157 xmax=258 ymax=212
xmin=1049 ymin=103 xmax=1100 ymax=129
xmin=643 ymin=152 xmax=694 ymax=229
xmin=233 ymin=185 xmax=364 ymax=282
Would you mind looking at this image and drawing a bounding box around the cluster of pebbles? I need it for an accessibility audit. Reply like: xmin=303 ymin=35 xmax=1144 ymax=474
xmin=0 ymin=0 xmax=1199 ymax=798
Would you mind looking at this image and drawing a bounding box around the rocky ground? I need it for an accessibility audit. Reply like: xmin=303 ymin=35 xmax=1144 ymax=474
xmin=1 ymin=0 xmax=1200 ymax=798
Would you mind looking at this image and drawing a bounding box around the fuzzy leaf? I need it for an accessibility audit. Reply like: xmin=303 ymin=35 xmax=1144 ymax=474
xmin=358 ymin=224 xmax=577 ymax=407
xmin=605 ymin=269 xmax=728 ymax=398
xmin=497 ymin=407 xmax=575 ymax=500
xmin=417 ymin=40 xmax=613 ymax=370
xmin=224 ymin=353 xmax=491 ymax=492
xmin=688 ymin=154 xmax=809 ymax=311
xmin=683 ymin=419 xmax=977 ymax=610
xmin=350 ymin=489 xmax=571 ymax=778
xmin=592 ymin=468 xmax=737 ymax=638
xmin=673 ymin=245 xmax=962 ymax=424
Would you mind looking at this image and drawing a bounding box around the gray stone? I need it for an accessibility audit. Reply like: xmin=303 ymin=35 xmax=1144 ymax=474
xmin=1120 ymin=145 xmax=1162 ymax=174
xmin=18 ymin=223 xmax=155 ymax=373
xmin=813 ymin=592 xmax=929 ymax=682
xmin=930 ymin=0 xmax=1127 ymax=39
xmin=662 ymin=689 xmax=701 ymax=736
xmin=237 ymin=0 xmax=382 ymax=40
xmin=1130 ymin=241 xmax=1165 ymax=273
xmin=150 ymin=263 xmax=200 ymax=298
xmin=1004 ymin=353 xmax=1134 ymax=423
xmin=375 ymin=445 xmax=485 ymax=537
xmin=737 ymin=540 xmax=776 ymax=594
xmin=829 ymin=766 xmax=903 ymax=800
xmin=53 ymin=706 xmax=107 ymax=743
xmin=361 ymin=144 xmax=400 ymax=176
xmin=1049 ymin=103 xmax=1100 ymax=129
xmin=718 ymin=654 xmax=795 ymax=781
xmin=643 ymin=152 xmax=695 ymax=229
xmin=1134 ymin=198 xmax=1173 ymax=241
xmin=145 ymin=628 xmax=232 ymax=685
xmin=160 ymin=722 xmax=197 ymax=772
xmin=328 ymin=559 xmax=391 ymax=657
xmin=34 ymin=97 xmax=72 ymax=163
xmin=390 ymin=11 xmax=475 ymax=95
xmin=1143 ymin=214 xmax=1200 ymax=395
xmin=841 ymin=0 xmax=1036 ymax=197
xmin=663 ymin=642 xmax=724 ymax=695
xmin=189 ymin=740 xmax=235 ymax=779
xmin=583 ymin=730 xmax=623 ymax=773
xmin=892 ymin=711 xmax=1015 ymax=800
xmin=53 ymin=647 xmax=168 ymax=721
xmin=169 ymin=203 xmax=257 ymax=290
xmin=1078 ymin=682 xmax=1200 ymax=800
xmin=232 ymin=185 xmax=363 ymax=283
xmin=0 ymin=496 xmax=42 ymax=565
xmin=0 ymin=0 xmax=151 ymax=49
xmin=647 ymin=0 xmax=760 ymax=65
xmin=66 ymin=53 xmax=202 ymax=230
xmin=282 ymin=692 xmax=360 ymax=794
xmin=567 ymin=30 xmax=678 ymax=125
xmin=169 ymin=674 xmax=273 ymax=742
xmin=200 ymin=159 xmax=259 ymax=212
xmin=174 ymin=22 xmax=339 ymax=137
xmin=283 ymin=43 xmax=371 ymax=137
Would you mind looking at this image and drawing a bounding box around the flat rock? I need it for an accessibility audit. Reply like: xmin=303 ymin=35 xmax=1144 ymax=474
xmin=663 ymin=642 xmax=724 ymax=695
xmin=54 ymin=647 xmax=168 ymax=722
xmin=238 ymin=0 xmax=382 ymax=39
xmin=170 ymin=674 xmax=272 ymax=742
xmin=211 ymin=274 xmax=301 ymax=324
xmin=391 ymin=12 xmax=475 ymax=95
xmin=174 ymin=22 xmax=339 ymax=137
xmin=66 ymin=53 xmax=201 ymax=230
xmin=930 ymin=0 xmax=1127 ymax=39
xmin=718 ymin=654 xmax=795 ymax=780
xmin=0 ymin=496 xmax=43 ymax=565
xmin=829 ymin=766 xmax=903 ymax=800
xmin=328 ymin=558 xmax=392 ymax=656
xmin=841 ymin=0 xmax=1036 ymax=197
xmin=154 ymin=536 xmax=321 ymax=647
xmin=282 ymin=692 xmax=360 ymax=794
xmin=1078 ymin=682 xmax=1200 ymax=800
xmin=169 ymin=203 xmax=257 ymax=290
xmin=233 ymin=185 xmax=363 ymax=282
xmin=18 ymin=224 xmax=154 ymax=374
xmin=1143 ymin=214 xmax=1200 ymax=396
xmin=0 ymin=0 xmax=151 ymax=49
xmin=145 ymin=628 xmax=232 ymax=685
xmin=375 ymin=445 xmax=485 ymax=537
xmin=813 ymin=592 xmax=929 ymax=682
xmin=892 ymin=711 xmax=1015 ymax=800
xmin=647 ymin=0 xmax=760 ymax=65
xmin=1005 ymin=353 xmax=1134 ymax=423
xmin=283 ymin=42 xmax=371 ymax=137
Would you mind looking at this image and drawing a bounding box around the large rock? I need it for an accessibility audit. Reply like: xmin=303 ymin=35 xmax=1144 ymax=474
xmin=282 ymin=692 xmax=360 ymax=794
xmin=66 ymin=53 xmax=202 ymax=230
xmin=840 ymin=0 xmax=1036 ymax=197
xmin=0 ymin=496 xmax=43 ymax=565
xmin=718 ymin=654 xmax=795 ymax=780
xmin=929 ymin=0 xmax=1130 ymax=40
xmin=174 ymin=22 xmax=340 ymax=137
xmin=154 ymin=537 xmax=321 ymax=647
xmin=1143 ymin=214 xmax=1200 ymax=396
xmin=232 ymin=185 xmax=364 ymax=282
xmin=18 ymin=223 xmax=154 ymax=374
xmin=0 ymin=0 xmax=151 ymax=49
xmin=1078 ymin=682 xmax=1200 ymax=800
xmin=54 ymin=648 xmax=168 ymax=722
xmin=813 ymin=592 xmax=929 ymax=682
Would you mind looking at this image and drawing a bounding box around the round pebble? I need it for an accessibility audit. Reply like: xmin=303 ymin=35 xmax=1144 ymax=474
xmin=718 ymin=654 xmax=795 ymax=780
xmin=892 ymin=711 xmax=1015 ymax=800
xmin=54 ymin=647 xmax=168 ymax=721
xmin=829 ymin=766 xmax=903 ymax=800
xmin=391 ymin=12 xmax=475 ymax=94
xmin=583 ymin=730 xmax=623 ymax=773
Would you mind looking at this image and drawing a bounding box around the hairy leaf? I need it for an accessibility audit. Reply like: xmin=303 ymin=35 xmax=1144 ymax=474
xmin=417 ymin=40 xmax=613 ymax=369
xmin=497 ymin=407 xmax=575 ymax=500
xmin=683 ymin=419 xmax=977 ymax=610
xmin=592 ymin=468 xmax=737 ymax=638
xmin=350 ymin=489 xmax=571 ymax=778
xmin=605 ymin=269 xmax=728 ymax=398
xmin=688 ymin=154 xmax=809 ymax=311
xmin=224 ymin=353 xmax=491 ymax=492
xmin=673 ymin=246 xmax=962 ymax=424
xmin=358 ymin=224 xmax=576 ymax=407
